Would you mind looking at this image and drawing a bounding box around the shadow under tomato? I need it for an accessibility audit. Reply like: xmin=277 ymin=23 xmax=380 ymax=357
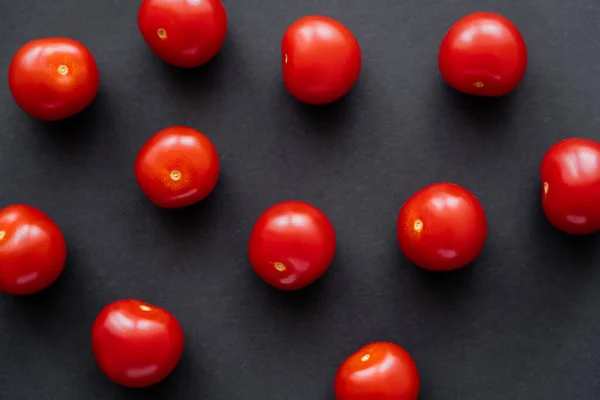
xmin=247 ymin=255 xmax=336 ymax=319
xmin=397 ymin=244 xmax=478 ymax=302
xmin=147 ymin=184 xmax=223 ymax=237
xmin=24 ymin=89 xmax=110 ymax=151
xmin=528 ymin=186 xmax=599 ymax=275
xmin=437 ymin=78 xmax=518 ymax=130
xmin=279 ymin=80 xmax=362 ymax=141
xmin=146 ymin=43 xmax=228 ymax=102
xmin=106 ymin=350 xmax=202 ymax=400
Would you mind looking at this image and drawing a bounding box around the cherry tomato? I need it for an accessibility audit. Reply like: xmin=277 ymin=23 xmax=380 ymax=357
xmin=282 ymin=16 xmax=361 ymax=104
xmin=0 ymin=205 xmax=67 ymax=295
xmin=135 ymin=126 xmax=220 ymax=208
xmin=138 ymin=0 xmax=227 ymax=68
xmin=540 ymin=138 xmax=600 ymax=235
xmin=438 ymin=12 xmax=527 ymax=96
xmin=335 ymin=342 xmax=420 ymax=400
xmin=397 ymin=183 xmax=487 ymax=271
xmin=248 ymin=201 xmax=336 ymax=290
xmin=92 ymin=299 xmax=184 ymax=388
xmin=8 ymin=38 xmax=99 ymax=121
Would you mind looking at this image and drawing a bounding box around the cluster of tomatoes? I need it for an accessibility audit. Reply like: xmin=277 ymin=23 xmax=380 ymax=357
xmin=2 ymin=0 xmax=600 ymax=398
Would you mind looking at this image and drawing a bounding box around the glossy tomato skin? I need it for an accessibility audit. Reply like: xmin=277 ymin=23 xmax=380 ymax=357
xmin=248 ymin=201 xmax=336 ymax=290
xmin=335 ymin=342 xmax=420 ymax=400
xmin=92 ymin=299 xmax=184 ymax=388
xmin=439 ymin=12 xmax=527 ymax=97
xmin=540 ymin=138 xmax=600 ymax=235
xmin=397 ymin=183 xmax=487 ymax=271
xmin=8 ymin=38 xmax=99 ymax=121
xmin=282 ymin=16 xmax=361 ymax=105
xmin=138 ymin=0 xmax=227 ymax=68
xmin=135 ymin=126 xmax=220 ymax=208
xmin=0 ymin=205 xmax=67 ymax=295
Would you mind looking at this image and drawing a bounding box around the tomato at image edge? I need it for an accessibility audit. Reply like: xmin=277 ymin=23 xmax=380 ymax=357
xmin=438 ymin=12 xmax=527 ymax=97
xmin=397 ymin=182 xmax=488 ymax=271
xmin=135 ymin=126 xmax=220 ymax=208
xmin=248 ymin=201 xmax=336 ymax=290
xmin=335 ymin=342 xmax=420 ymax=400
xmin=91 ymin=299 xmax=184 ymax=388
xmin=0 ymin=204 xmax=67 ymax=295
xmin=138 ymin=0 xmax=228 ymax=68
xmin=282 ymin=15 xmax=362 ymax=104
xmin=540 ymin=138 xmax=600 ymax=235
xmin=8 ymin=37 xmax=99 ymax=121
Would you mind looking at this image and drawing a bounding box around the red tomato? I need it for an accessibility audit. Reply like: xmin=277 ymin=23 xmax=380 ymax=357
xmin=8 ymin=38 xmax=99 ymax=121
xmin=138 ymin=0 xmax=227 ymax=68
xmin=92 ymin=299 xmax=184 ymax=388
xmin=282 ymin=16 xmax=361 ymax=104
xmin=335 ymin=342 xmax=420 ymax=400
xmin=438 ymin=12 xmax=527 ymax=96
xmin=248 ymin=201 xmax=336 ymax=290
xmin=135 ymin=126 xmax=220 ymax=208
xmin=0 ymin=205 xmax=67 ymax=295
xmin=397 ymin=183 xmax=487 ymax=271
xmin=540 ymin=138 xmax=600 ymax=235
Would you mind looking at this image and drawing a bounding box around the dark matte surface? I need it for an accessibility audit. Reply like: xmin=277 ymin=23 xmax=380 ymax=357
xmin=0 ymin=0 xmax=599 ymax=399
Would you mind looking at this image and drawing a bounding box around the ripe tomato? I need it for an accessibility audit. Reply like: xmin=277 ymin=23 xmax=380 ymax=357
xmin=8 ymin=38 xmax=99 ymax=121
xmin=335 ymin=342 xmax=420 ymax=400
xmin=438 ymin=12 xmax=527 ymax=96
xmin=397 ymin=183 xmax=487 ymax=271
xmin=540 ymin=138 xmax=600 ymax=235
xmin=0 ymin=205 xmax=67 ymax=295
xmin=135 ymin=126 xmax=220 ymax=208
xmin=282 ymin=16 xmax=361 ymax=104
xmin=248 ymin=201 xmax=336 ymax=290
xmin=138 ymin=0 xmax=227 ymax=68
xmin=92 ymin=299 xmax=184 ymax=388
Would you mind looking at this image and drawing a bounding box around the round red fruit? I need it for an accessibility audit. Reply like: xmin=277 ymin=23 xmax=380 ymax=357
xmin=335 ymin=342 xmax=420 ymax=400
xmin=138 ymin=0 xmax=227 ymax=68
xmin=9 ymin=38 xmax=99 ymax=121
xmin=92 ymin=299 xmax=184 ymax=388
xmin=248 ymin=201 xmax=336 ymax=290
xmin=0 ymin=205 xmax=67 ymax=295
xmin=541 ymin=138 xmax=600 ymax=234
xmin=282 ymin=16 xmax=361 ymax=104
xmin=135 ymin=126 xmax=220 ymax=208
xmin=438 ymin=12 xmax=527 ymax=96
xmin=397 ymin=183 xmax=487 ymax=271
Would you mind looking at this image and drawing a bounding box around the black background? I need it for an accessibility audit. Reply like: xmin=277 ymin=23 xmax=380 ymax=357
xmin=0 ymin=0 xmax=599 ymax=399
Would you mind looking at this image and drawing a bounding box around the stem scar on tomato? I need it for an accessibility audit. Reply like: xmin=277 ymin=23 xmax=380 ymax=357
xmin=139 ymin=305 xmax=152 ymax=311
xmin=413 ymin=219 xmax=423 ymax=232
xmin=473 ymin=81 xmax=484 ymax=88
xmin=57 ymin=65 xmax=69 ymax=75
xmin=157 ymin=28 xmax=168 ymax=39
xmin=0 ymin=231 xmax=5 ymax=240
xmin=361 ymin=354 xmax=371 ymax=362
xmin=170 ymin=170 xmax=181 ymax=181
xmin=543 ymin=182 xmax=549 ymax=195
xmin=273 ymin=262 xmax=287 ymax=272
xmin=284 ymin=54 xmax=288 ymax=64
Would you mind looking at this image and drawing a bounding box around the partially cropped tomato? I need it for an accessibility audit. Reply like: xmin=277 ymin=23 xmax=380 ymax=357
xmin=282 ymin=16 xmax=361 ymax=104
xmin=135 ymin=126 xmax=220 ymax=208
xmin=92 ymin=299 xmax=184 ymax=388
xmin=138 ymin=0 xmax=227 ymax=68
xmin=397 ymin=183 xmax=487 ymax=271
xmin=335 ymin=342 xmax=420 ymax=400
xmin=8 ymin=38 xmax=99 ymax=121
xmin=248 ymin=201 xmax=336 ymax=290
xmin=541 ymin=138 xmax=600 ymax=235
xmin=0 ymin=205 xmax=67 ymax=295
xmin=439 ymin=12 xmax=527 ymax=96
